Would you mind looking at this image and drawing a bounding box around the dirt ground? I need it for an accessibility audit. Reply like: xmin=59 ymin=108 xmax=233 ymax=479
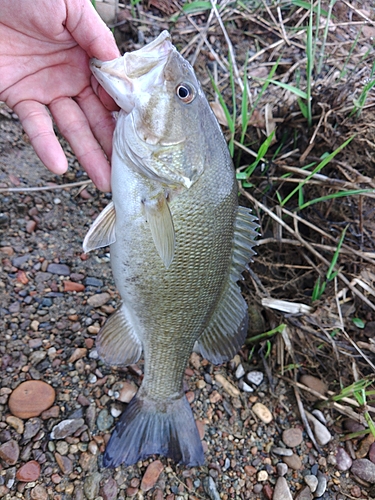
xmin=1 ymin=1 xmax=375 ymax=499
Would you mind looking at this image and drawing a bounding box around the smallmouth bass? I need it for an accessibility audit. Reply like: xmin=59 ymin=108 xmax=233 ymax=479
xmin=83 ymin=31 xmax=258 ymax=467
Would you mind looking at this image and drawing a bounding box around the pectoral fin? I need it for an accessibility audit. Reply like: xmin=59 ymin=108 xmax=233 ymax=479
xmin=83 ymin=201 xmax=116 ymax=253
xmin=143 ymin=196 xmax=175 ymax=269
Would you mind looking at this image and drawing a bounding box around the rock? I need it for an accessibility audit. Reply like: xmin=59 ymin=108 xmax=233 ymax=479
xmin=343 ymin=419 xmax=366 ymax=433
xmin=300 ymin=375 xmax=328 ymax=398
xmin=277 ymin=463 xmax=288 ymax=476
xmin=68 ymin=348 xmax=87 ymax=363
xmin=26 ymin=220 xmax=36 ymax=233
xmin=101 ymin=477 xmax=118 ymax=500
xmin=311 ymin=409 xmax=327 ymax=425
xmin=96 ymin=409 xmax=114 ymax=431
xmin=246 ymin=371 xmax=263 ymax=386
xmin=214 ymin=374 xmax=240 ymax=397
xmin=16 ymin=460 xmax=41 ymax=482
xmin=235 ymin=364 xmax=245 ymax=379
xmin=202 ymin=476 xmax=221 ymax=500
xmin=369 ymin=442 xmax=375 ymax=464
xmin=56 ymin=441 xmax=69 ymax=455
xmin=84 ymin=471 xmax=102 ymax=499
xmin=304 ymin=474 xmax=318 ymax=493
xmin=336 ymin=447 xmax=353 ymax=471
xmin=84 ymin=277 xmax=104 ymax=287
xmin=314 ymin=471 xmax=327 ymax=497
xmin=356 ymin=433 xmax=375 ymax=459
xmin=282 ymin=428 xmax=303 ymax=447
xmin=209 ymin=390 xmax=222 ymax=404
xmin=351 ymin=458 xmax=375 ymax=483
xmin=41 ymin=405 xmax=60 ymax=419
xmin=282 ymin=453 xmax=302 ymax=470
xmin=64 ymin=281 xmax=85 ymax=292
xmin=244 ymin=465 xmax=257 ymax=476
xmin=140 ymin=460 xmax=164 ymax=492
xmin=87 ymin=292 xmax=111 ymax=307
xmin=238 ymin=379 xmax=254 ymax=392
xmin=5 ymin=415 xmax=24 ymax=434
xmin=257 ymin=470 xmax=268 ymax=481
xmin=30 ymin=485 xmax=48 ymax=500
xmin=263 ymin=483 xmax=273 ymax=500
xmin=0 ymin=440 xmax=20 ymax=465
xmin=306 ymin=412 xmax=332 ymax=445
xmin=252 ymin=402 xmax=273 ymax=423
xmin=47 ymin=263 xmax=70 ymax=275
xmin=8 ymin=380 xmax=55 ymax=418
xmin=50 ymin=418 xmax=85 ymax=439
xmin=23 ymin=418 xmax=42 ymax=440
xmin=272 ymin=447 xmax=293 ymax=457
xmin=55 ymin=453 xmax=73 ymax=474
xmin=295 ymin=486 xmax=313 ymax=500
xmin=273 ymin=476 xmax=293 ymax=500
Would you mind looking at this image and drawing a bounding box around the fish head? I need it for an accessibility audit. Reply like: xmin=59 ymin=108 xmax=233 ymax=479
xmin=91 ymin=31 xmax=207 ymax=189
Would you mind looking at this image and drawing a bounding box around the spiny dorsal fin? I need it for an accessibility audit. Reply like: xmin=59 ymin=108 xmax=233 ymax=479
xmin=83 ymin=201 xmax=116 ymax=253
xmin=143 ymin=195 xmax=175 ymax=269
xmin=97 ymin=305 xmax=142 ymax=366
xmin=231 ymin=206 xmax=259 ymax=275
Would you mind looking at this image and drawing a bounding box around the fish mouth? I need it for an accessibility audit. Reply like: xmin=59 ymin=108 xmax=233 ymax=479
xmin=90 ymin=31 xmax=174 ymax=112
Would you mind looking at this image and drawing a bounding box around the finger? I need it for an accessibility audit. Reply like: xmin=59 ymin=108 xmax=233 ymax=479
xmin=91 ymin=75 xmax=119 ymax=113
xmin=75 ymin=85 xmax=116 ymax=160
xmin=13 ymin=100 xmax=68 ymax=174
xmin=49 ymin=96 xmax=111 ymax=192
xmin=67 ymin=0 xmax=120 ymax=61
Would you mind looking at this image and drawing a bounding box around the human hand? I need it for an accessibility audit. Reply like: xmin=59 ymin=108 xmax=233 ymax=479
xmin=0 ymin=0 xmax=120 ymax=192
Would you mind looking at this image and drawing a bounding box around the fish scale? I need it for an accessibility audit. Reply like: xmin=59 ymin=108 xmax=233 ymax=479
xmin=83 ymin=30 xmax=258 ymax=467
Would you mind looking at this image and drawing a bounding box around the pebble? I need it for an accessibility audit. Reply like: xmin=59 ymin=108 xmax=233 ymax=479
xmin=41 ymin=405 xmax=60 ymax=419
xmin=26 ymin=220 xmax=36 ymax=233
xmin=8 ymin=380 xmax=56 ymax=418
xmin=0 ymin=440 xmax=20 ymax=465
xmin=64 ymin=280 xmax=85 ymax=292
xmin=235 ymin=364 xmax=245 ymax=379
xmin=356 ymin=433 xmax=375 ymax=458
xmin=68 ymin=347 xmax=87 ymax=363
xmin=50 ymin=418 xmax=85 ymax=439
xmin=203 ymin=476 xmax=221 ymax=500
xmin=306 ymin=412 xmax=331 ymax=445
xmin=277 ymin=463 xmax=288 ymax=477
xmin=300 ymin=375 xmax=328 ymax=399
xmin=55 ymin=441 xmax=69 ymax=455
xmin=257 ymin=470 xmax=268 ymax=481
xmin=96 ymin=409 xmax=114 ymax=431
xmin=282 ymin=427 xmax=303 ymax=447
xmin=343 ymin=419 xmax=366 ymax=433
xmin=369 ymin=442 xmax=375 ymax=464
xmin=314 ymin=471 xmax=327 ymax=497
xmin=311 ymin=409 xmax=327 ymax=425
xmin=101 ymin=477 xmax=118 ymax=500
xmin=87 ymin=292 xmax=111 ymax=307
xmin=304 ymin=474 xmax=318 ymax=493
xmin=351 ymin=458 xmax=375 ymax=483
xmin=273 ymin=476 xmax=293 ymax=500
xmin=55 ymin=452 xmax=73 ymax=474
xmin=84 ymin=277 xmax=104 ymax=287
xmin=84 ymin=471 xmax=102 ymax=499
xmin=295 ymin=486 xmax=313 ymax=500
xmin=238 ymin=379 xmax=254 ymax=392
xmin=246 ymin=371 xmax=264 ymax=386
xmin=30 ymin=485 xmax=48 ymax=500
xmin=273 ymin=447 xmax=293 ymax=457
xmin=141 ymin=460 xmax=164 ymax=492
xmin=214 ymin=374 xmax=240 ymax=397
xmin=336 ymin=447 xmax=353 ymax=471
xmin=252 ymin=402 xmax=273 ymax=423
xmin=23 ymin=418 xmax=42 ymax=440
xmin=5 ymin=415 xmax=24 ymax=434
xmin=16 ymin=460 xmax=41 ymax=482
xmin=282 ymin=453 xmax=302 ymax=470
xmin=263 ymin=483 xmax=273 ymax=500
xmin=47 ymin=263 xmax=70 ymax=275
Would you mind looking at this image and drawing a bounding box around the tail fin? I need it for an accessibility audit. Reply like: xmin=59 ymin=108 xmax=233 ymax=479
xmin=103 ymin=394 xmax=204 ymax=468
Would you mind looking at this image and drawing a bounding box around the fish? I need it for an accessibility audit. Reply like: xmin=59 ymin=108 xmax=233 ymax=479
xmin=83 ymin=30 xmax=258 ymax=468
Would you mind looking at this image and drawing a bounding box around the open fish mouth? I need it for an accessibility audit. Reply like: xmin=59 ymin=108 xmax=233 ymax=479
xmin=90 ymin=31 xmax=174 ymax=113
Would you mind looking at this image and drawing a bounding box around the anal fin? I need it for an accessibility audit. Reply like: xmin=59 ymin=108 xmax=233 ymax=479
xmin=97 ymin=305 xmax=142 ymax=366
xmin=83 ymin=201 xmax=116 ymax=253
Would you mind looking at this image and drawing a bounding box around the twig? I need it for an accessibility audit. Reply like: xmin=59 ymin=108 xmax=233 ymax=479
xmin=0 ymin=180 xmax=92 ymax=193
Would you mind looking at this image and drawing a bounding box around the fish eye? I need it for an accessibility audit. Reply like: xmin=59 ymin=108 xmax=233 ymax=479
xmin=176 ymin=83 xmax=195 ymax=103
